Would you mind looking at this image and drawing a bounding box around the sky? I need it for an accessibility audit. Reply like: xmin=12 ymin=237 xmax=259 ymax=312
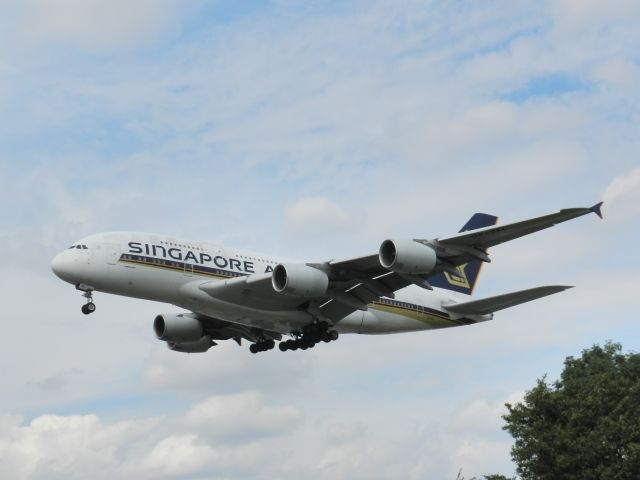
xmin=0 ymin=0 xmax=639 ymax=478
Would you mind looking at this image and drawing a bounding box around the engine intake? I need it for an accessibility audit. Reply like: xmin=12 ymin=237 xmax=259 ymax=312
xmin=379 ymin=239 xmax=437 ymax=274
xmin=154 ymin=313 xmax=203 ymax=342
xmin=272 ymin=263 xmax=329 ymax=298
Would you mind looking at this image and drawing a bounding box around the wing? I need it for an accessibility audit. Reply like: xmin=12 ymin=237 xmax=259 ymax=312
xmin=318 ymin=203 xmax=602 ymax=321
xmin=426 ymin=202 xmax=603 ymax=265
xmin=193 ymin=203 xmax=602 ymax=325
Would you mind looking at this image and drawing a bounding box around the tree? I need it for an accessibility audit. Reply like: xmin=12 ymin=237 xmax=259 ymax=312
xmin=455 ymin=470 xmax=514 ymax=480
xmin=502 ymin=342 xmax=640 ymax=480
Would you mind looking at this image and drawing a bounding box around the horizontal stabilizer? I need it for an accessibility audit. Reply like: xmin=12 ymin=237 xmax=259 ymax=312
xmin=442 ymin=285 xmax=572 ymax=315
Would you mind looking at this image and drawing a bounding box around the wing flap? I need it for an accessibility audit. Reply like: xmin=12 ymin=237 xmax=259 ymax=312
xmin=442 ymin=285 xmax=572 ymax=315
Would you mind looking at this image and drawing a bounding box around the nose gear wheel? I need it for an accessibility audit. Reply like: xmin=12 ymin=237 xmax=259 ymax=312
xmin=78 ymin=287 xmax=96 ymax=315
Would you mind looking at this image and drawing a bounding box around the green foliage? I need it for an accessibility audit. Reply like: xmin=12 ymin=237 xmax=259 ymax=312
xmin=503 ymin=342 xmax=640 ymax=480
xmin=456 ymin=469 xmax=515 ymax=479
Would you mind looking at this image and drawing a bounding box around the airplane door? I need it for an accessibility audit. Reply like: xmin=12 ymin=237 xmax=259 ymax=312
xmin=105 ymin=244 xmax=120 ymax=265
xmin=184 ymin=262 xmax=193 ymax=277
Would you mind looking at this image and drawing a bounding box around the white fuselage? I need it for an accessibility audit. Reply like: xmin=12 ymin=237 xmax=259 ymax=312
xmin=51 ymin=232 xmax=482 ymax=335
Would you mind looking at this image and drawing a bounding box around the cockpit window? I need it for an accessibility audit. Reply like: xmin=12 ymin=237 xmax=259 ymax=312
xmin=82 ymin=245 xmax=88 ymax=249
xmin=69 ymin=245 xmax=76 ymax=249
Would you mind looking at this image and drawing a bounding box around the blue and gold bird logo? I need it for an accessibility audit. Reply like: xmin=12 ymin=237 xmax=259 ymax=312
xmin=444 ymin=264 xmax=470 ymax=289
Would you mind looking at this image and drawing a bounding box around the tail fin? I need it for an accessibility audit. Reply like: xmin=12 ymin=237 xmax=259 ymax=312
xmin=428 ymin=213 xmax=498 ymax=295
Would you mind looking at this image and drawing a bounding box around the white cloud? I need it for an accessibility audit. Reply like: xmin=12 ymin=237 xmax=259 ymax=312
xmin=602 ymin=167 xmax=640 ymax=223
xmin=6 ymin=0 xmax=181 ymax=52
xmin=183 ymin=392 xmax=302 ymax=441
xmin=591 ymin=59 xmax=640 ymax=89
xmin=285 ymin=197 xmax=353 ymax=237
xmin=550 ymin=0 xmax=640 ymax=33
xmin=452 ymin=399 xmax=504 ymax=433
xmin=0 ymin=394 xmax=300 ymax=480
xmin=142 ymin=341 xmax=315 ymax=394
xmin=133 ymin=434 xmax=267 ymax=478
xmin=0 ymin=413 xmax=159 ymax=479
xmin=136 ymin=434 xmax=214 ymax=477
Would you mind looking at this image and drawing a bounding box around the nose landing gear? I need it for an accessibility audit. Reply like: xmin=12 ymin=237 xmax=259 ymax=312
xmin=81 ymin=302 xmax=96 ymax=315
xmin=77 ymin=286 xmax=96 ymax=315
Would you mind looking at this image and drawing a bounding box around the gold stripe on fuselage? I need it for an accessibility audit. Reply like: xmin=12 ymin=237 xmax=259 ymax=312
xmin=119 ymin=257 xmax=233 ymax=279
xmin=120 ymin=256 xmax=468 ymax=326
xmin=370 ymin=302 xmax=465 ymax=327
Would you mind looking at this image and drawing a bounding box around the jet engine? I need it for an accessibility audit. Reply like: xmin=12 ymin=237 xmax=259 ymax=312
xmin=153 ymin=313 xmax=203 ymax=342
xmin=167 ymin=336 xmax=214 ymax=353
xmin=272 ymin=263 xmax=329 ymax=298
xmin=379 ymin=239 xmax=437 ymax=274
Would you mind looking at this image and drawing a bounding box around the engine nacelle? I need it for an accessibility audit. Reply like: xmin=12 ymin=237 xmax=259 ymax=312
xmin=167 ymin=336 xmax=214 ymax=353
xmin=154 ymin=313 xmax=203 ymax=342
xmin=272 ymin=263 xmax=329 ymax=298
xmin=379 ymin=239 xmax=437 ymax=274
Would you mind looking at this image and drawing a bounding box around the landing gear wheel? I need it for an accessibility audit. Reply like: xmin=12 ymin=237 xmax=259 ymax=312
xmin=250 ymin=339 xmax=277 ymax=354
xmin=329 ymin=330 xmax=339 ymax=341
xmin=81 ymin=303 xmax=96 ymax=315
xmin=79 ymin=287 xmax=96 ymax=315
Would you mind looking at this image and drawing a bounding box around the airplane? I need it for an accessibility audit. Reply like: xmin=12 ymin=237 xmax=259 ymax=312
xmin=51 ymin=203 xmax=603 ymax=354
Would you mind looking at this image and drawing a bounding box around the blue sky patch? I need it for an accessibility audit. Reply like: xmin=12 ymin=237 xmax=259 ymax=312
xmin=503 ymin=74 xmax=587 ymax=102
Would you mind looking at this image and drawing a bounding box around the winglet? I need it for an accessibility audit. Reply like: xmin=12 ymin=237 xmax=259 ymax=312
xmin=590 ymin=201 xmax=603 ymax=219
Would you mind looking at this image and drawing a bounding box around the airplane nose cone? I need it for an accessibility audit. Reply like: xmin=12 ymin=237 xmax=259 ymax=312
xmin=51 ymin=252 xmax=75 ymax=283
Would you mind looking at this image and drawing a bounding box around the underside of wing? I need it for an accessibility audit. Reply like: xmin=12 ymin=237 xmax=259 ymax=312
xmin=196 ymin=313 xmax=282 ymax=343
xmin=319 ymin=271 xmax=412 ymax=321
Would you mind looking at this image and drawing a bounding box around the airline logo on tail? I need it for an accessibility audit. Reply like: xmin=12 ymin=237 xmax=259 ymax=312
xmin=444 ymin=264 xmax=470 ymax=289
xmin=428 ymin=213 xmax=498 ymax=295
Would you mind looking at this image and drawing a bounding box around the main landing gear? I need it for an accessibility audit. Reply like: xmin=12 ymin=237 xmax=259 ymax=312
xmin=77 ymin=285 xmax=96 ymax=315
xmin=278 ymin=321 xmax=339 ymax=352
xmin=248 ymin=321 xmax=339 ymax=354
xmin=249 ymin=339 xmax=275 ymax=354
